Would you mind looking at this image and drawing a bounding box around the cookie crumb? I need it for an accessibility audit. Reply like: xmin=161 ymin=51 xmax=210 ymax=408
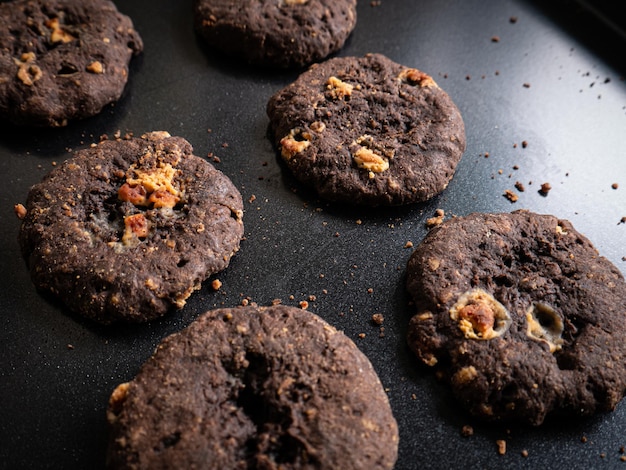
xmin=496 ymin=439 xmax=506 ymax=455
xmin=372 ymin=313 xmax=384 ymax=325
xmin=404 ymin=241 xmax=414 ymax=248
xmin=510 ymin=16 xmax=518 ymax=23
xmin=612 ymin=183 xmax=619 ymax=189
xmin=358 ymin=333 xmax=366 ymax=339
xmin=299 ymin=300 xmax=309 ymax=309
xmin=461 ymin=425 xmax=474 ymax=437
xmin=521 ymin=449 xmax=529 ymax=458
xmin=515 ymin=181 xmax=525 ymax=192
xmin=271 ymin=298 xmax=282 ymax=305
xmin=211 ymin=279 xmax=222 ymax=291
xmin=539 ymin=182 xmax=552 ymax=195
xmin=491 ymin=36 xmax=500 ymax=42
xmin=14 ymin=203 xmax=27 ymax=219
xmin=581 ymin=435 xmax=588 ymax=443
xmin=523 ymin=82 xmax=531 ymax=88
xmin=426 ymin=209 xmax=445 ymax=227
xmin=504 ymin=189 xmax=518 ymax=202
xmin=67 ymin=344 xmax=74 ymax=350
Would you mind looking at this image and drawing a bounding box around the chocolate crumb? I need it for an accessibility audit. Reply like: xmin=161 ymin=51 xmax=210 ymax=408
xmin=521 ymin=140 xmax=528 ymax=148
xmin=372 ymin=313 xmax=384 ymax=326
xmin=461 ymin=425 xmax=474 ymax=437
xmin=515 ymin=181 xmax=525 ymax=192
xmin=510 ymin=16 xmax=518 ymax=23
xmin=211 ymin=279 xmax=222 ymax=291
xmin=618 ymin=217 xmax=626 ymax=225
xmin=14 ymin=203 xmax=27 ymax=219
xmin=521 ymin=449 xmax=529 ymax=458
xmin=491 ymin=36 xmax=500 ymax=42
xmin=523 ymin=82 xmax=531 ymax=88
xmin=612 ymin=183 xmax=619 ymax=189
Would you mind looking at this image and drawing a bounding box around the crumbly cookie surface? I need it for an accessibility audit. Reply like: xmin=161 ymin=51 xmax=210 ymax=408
xmin=0 ymin=0 xmax=143 ymax=126
xmin=267 ymin=54 xmax=466 ymax=206
xmin=19 ymin=132 xmax=244 ymax=324
xmin=406 ymin=210 xmax=626 ymax=425
xmin=193 ymin=0 xmax=356 ymax=68
xmin=106 ymin=305 xmax=399 ymax=469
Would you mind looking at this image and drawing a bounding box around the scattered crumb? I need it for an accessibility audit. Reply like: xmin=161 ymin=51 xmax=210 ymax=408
xmin=370 ymin=0 xmax=381 ymax=5
xmin=539 ymin=182 xmax=552 ymax=195
xmin=14 ymin=203 xmax=27 ymax=219
xmin=411 ymin=393 xmax=417 ymax=400
xmin=515 ymin=181 xmax=525 ymax=192
xmin=241 ymin=298 xmax=249 ymax=306
xmin=299 ymin=300 xmax=309 ymax=309
xmin=426 ymin=208 xmax=445 ymax=227
xmin=581 ymin=435 xmax=588 ymax=443
xmin=372 ymin=313 xmax=384 ymax=326
xmin=621 ymin=456 xmax=626 ymax=462
xmin=66 ymin=344 xmax=74 ymax=350
xmin=491 ymin=36 xmax=500 ymax=42
xmin=211 ymin=279 xmax=222 ymax=291
xmin=248 ymin=194 xmax=256 ymax=203
xmin=504 ymin=189 xmax=518 ymax=202
xmin=618 ymin=217 xmax=626 ymax=225
xmin=461 ymin=425 xmax=474 ymax=437
xmin=404 ymin=241 xmax=414 ymax=249
xmin=271 ymin=298 xmax=282 ymax=305
xmin=496 ymin=439 xmax=507 ymax=455
xmin=521 ymin=449 xmax=529 ymax=458
xmin=358 ymin=333 xmax=366 ymax=339
xmin=521 ymin=140 xmax=528 ymax=148
xmin=612 ymin=183 xmax=619 ymax=189
xmin=367 ymin=288 xmax=374 ymax=294
xmin=523 ymin=82 xmax=531 ymax=88
xmin=510 ymin=16 xmax=518 ymax=23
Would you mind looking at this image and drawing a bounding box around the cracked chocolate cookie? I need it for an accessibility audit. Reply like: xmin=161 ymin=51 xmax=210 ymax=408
xmin=18 ymin=131 xmax=244 ymax=324
xmin=267 ymin=53 xmax=466 ymax=206
xmin=0 ymin=0 xmax=142 ymax=127
xmin=406 ymin=210 xmax=626 ymax=425
xmin=106 ymin=304 xmax=399 ymax=469
xmin=193 ymin=0 xmax=356 ymax=68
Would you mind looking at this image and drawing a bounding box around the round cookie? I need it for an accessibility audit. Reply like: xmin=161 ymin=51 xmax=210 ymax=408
xmin=193 ymin=0 xmax=356 ymax=69
xmin=0 ymin=0 xmax=143 ymax=127
xmin=106 ymin=304 xmax=399 ymax=469
xmin=406 ymin=210 xmax=626 ymax=425
xmin=18 ymin=131 xmax=244 ymax=324
xmin=266 ymin=54 xmax=466 ymax=206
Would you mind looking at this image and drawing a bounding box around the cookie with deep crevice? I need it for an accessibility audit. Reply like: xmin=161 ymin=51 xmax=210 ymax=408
xmin=0 ymin=0 xmax=142 ymax=127
xmin=106 ymin=304 xmax=399 ymax=469
xmin=406 ymin=210 xmax=626 ymax=425
xmin=266 ymin=53 xmax=466 ymax=206
xmin=18 ymin=131 xmax=244 ymax=324
xmin=193 ymin=0 xmax=356 ymax=69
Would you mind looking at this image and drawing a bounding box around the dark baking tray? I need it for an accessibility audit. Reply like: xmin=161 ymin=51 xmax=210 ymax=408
xmin=2 ymin=0 xmax=625 ymax=468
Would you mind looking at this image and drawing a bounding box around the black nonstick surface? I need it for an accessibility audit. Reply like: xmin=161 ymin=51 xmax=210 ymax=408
xmin=1 ymin=1 xmax=625 ymax=468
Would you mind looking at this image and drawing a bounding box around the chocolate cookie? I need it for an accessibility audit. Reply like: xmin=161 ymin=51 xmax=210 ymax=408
xmin=18 ymin=131 xmax=244 ymax=324
xmin=0 ymin=0 xmax=142 ymax=127
xmin=267 ymin=54 xmax=466 ymax=206
xmin=406 ymin=210 xmax=626 ymax=425
xmin=106 ymin=304 xmax=399 ymax=469
xmin=193 ymin=0 xmax=356 ymax=68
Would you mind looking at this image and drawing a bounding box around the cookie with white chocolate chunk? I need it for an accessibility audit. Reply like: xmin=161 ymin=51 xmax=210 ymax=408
xmin=406 ymin=210 xmax=626 ymax=425
xmin=18 ymin=132 xmax=244 ymax=324
xmin=193 ymin=0 xmax=356 ymax=68
xmin=0 ymin=0 xmax=142 ymax=127
xmin=266 ymin=54 xmax=466 ymax=205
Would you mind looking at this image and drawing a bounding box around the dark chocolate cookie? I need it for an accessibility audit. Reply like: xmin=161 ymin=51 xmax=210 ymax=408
xmin=0 ymin=0 xmax=142 ymax=127
xmin=18 ymin=131 xmax=244 ymax=324
xmin=406 ymin=210 xmax=626 ymax=425
xmin=106 ymin=304 xmax=399 ymax=469
xmin=193 ymin=0 xmax=356 ymax=68
xmin=267 ymin=54 xmax=466 ymax=206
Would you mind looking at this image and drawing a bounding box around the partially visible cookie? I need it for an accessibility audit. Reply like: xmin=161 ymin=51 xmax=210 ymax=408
xmin=406 ymin=210 xmax=626 ymax=425
xmin=267 ymin=53 xmax=466 ymax=206
xmin=106 ymin=304 xmax=399 ymax=469
xmin=193 ymin=0 xmax=357 ymax=68
xmin=18 ymin=131 xmax=244 ymax=324
xmin=0 ymin=0 xmax=143 ymax=127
